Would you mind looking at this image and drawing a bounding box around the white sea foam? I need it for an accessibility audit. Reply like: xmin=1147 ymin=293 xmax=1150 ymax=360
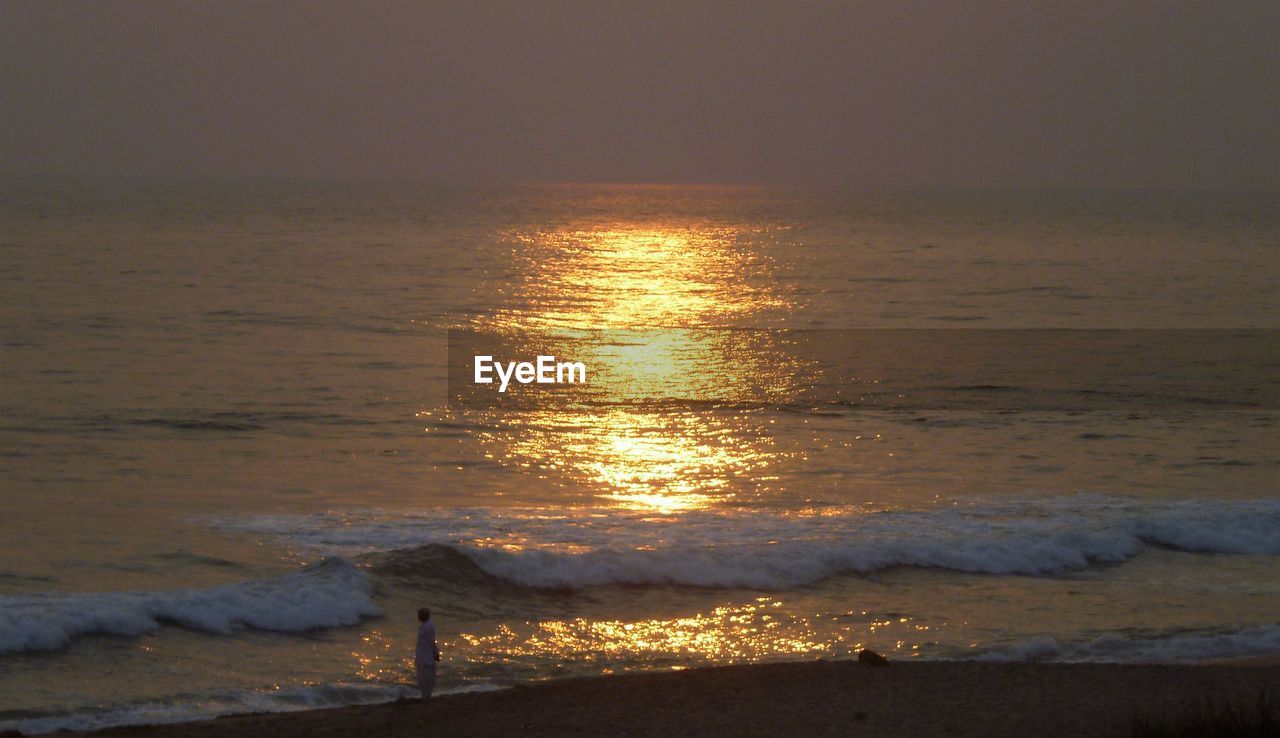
xmin=974 ymin=623 xmax=1280 ymax=663
xmin=0 ymin=681 xmax=504 ymax=736
xmin=0 ymin=558 xmax=379 ymax=655
xmin=459 ymin=530 xmax=1140 ymax=588
xmin=214 ymin=495 xmax=1280 ymax=589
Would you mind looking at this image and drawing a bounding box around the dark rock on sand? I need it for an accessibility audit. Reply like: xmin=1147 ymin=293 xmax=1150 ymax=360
xmin=858 ymin=649 xmax=891 ymax=666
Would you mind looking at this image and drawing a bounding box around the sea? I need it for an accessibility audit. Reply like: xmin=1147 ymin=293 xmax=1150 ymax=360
xmin=0 ymin=180 xmax=1276 ymax=733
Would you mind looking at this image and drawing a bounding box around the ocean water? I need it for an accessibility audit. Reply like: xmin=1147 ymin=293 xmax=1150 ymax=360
xmin=0 ymin=181 xmax=1277 ymax=733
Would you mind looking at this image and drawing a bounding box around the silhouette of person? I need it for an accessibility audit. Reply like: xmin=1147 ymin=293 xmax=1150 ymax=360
xmin=415 ymin=607 xmax=441 ymax=698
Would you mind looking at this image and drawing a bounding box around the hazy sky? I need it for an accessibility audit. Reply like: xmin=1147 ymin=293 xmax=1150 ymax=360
xmin=2 ymin=0 xmax=1276 ymax=188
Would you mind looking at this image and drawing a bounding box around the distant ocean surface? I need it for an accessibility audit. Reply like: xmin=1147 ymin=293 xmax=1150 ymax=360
xmin=1 ymin=181 xmax=1276 ymax=733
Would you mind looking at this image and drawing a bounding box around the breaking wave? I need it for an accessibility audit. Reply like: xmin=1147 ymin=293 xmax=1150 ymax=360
xmin=218 ymin=495 xmax=1280 ymax=590
xmin=0 ymin=558 xmax=379 ymax=655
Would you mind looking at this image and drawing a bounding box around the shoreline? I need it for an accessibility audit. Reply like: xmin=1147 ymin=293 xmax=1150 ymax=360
xmin=1206 ymin=653 xmax=1280 ymax=667
xmin=52 ymin=658 xmax=1280 ymax=738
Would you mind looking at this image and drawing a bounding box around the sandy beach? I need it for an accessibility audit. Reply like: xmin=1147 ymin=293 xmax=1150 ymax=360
xmin=52 ymin=660 xmax=1280 ymax=738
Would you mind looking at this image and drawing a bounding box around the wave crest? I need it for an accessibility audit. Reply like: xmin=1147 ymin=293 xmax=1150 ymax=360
xmin=0 ymin=558 xmax=379 ymax=655
xmin=220 ymin=496 xmax=1280 ymax=590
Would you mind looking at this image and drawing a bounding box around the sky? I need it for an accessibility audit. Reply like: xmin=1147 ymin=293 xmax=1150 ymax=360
xmin=1 ymin=0 xmax=1276 ymax=189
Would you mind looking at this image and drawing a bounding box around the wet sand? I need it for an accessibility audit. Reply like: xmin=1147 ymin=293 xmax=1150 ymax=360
xmin=61 ymin=660 xmax=1280 ymax=738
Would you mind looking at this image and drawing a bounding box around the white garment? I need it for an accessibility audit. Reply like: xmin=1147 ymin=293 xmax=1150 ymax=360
xmin=416 ymin=663 xmax=437 ymax=698
xmin=415 ymin=620 xmax=440 ymax=697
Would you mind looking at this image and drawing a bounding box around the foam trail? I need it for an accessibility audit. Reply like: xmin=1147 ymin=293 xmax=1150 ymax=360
xmin=974 ymin=623 xmax=1280 ymax=663
xmin=0 ymin=682 xmax=504 ymax=736
xmin=0 ymin=558 xmax=379 ymax=655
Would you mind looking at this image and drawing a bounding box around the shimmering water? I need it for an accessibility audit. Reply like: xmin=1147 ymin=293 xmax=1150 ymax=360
xmin=1 ymin=181 xmax=1277 ymax=733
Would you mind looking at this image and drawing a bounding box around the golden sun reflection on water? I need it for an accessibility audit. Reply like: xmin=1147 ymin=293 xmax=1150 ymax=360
xmin=458 ymin=600 xmax=825 ymax=666
xmin=346 ymin=608 xmax=936 ymax=686
xmin=486 ymin=408 xmax=780 ymax=512
xmin=493 ymin=226 xmax=790 ymax=332
xmin=350 ymin=630 xmax=407 ymax=683
xmin=452 ymin=599 xmax=936 ymax=671
xmin=470 ymin=222 xmax=806 ymax=512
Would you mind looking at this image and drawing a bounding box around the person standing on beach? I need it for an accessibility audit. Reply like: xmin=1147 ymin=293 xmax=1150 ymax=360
xmin=415 ymin=607 xmax=441 ymax=698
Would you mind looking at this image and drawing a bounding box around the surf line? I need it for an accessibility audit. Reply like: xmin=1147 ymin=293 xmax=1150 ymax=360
xmin=473 ymin=355 xmax=587 ymax=393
